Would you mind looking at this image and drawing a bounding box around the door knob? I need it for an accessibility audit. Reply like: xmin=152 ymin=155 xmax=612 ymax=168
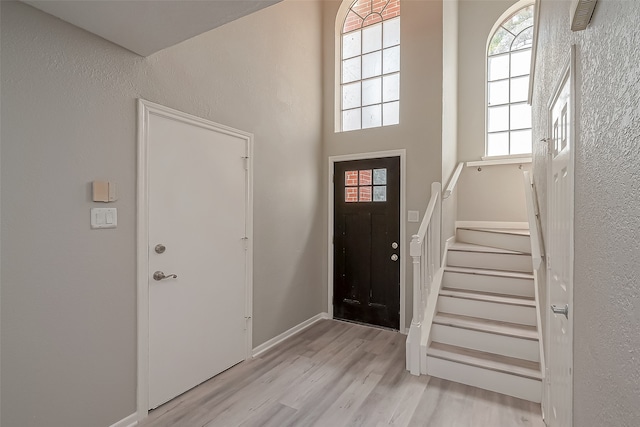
xmin=153 ymin=271 xmax=178 ymax=281
xmin=391 ymin=254 xmax=398 ymax=261
xmin=551 ymin=304 xmax=569 ymax=319
xmin=155 ymin=244 xmax=166 ymax=254
xmin=391 ymin=242 xmax=398 ymax=249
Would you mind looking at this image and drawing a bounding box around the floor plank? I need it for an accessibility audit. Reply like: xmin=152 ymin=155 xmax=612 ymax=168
xmin=139 ymin=319 xmax=545 ymax=427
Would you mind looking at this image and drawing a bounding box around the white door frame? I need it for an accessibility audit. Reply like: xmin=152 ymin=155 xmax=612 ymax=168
xmin=328 ymin=150 xmax=407 ymax=333
xmin=544 ymin=46 xmax=575 ymax=426
xmin=136 ymin=99 xmax=253 ymax=420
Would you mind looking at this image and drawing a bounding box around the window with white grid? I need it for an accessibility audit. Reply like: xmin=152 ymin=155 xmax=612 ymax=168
xmin=340 ymin=0 xmax=400 ymax=132
xmin=486 ymin=4 xmax=534 ymax=156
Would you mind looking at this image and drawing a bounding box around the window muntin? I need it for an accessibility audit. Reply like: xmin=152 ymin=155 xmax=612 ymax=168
xmin=340 ymin=0 xmax=400 ymax=132
xmin=486 ymin=4 xmax=534 ymax=156
xmin=344 ymin=168 xmax=387 ymax=202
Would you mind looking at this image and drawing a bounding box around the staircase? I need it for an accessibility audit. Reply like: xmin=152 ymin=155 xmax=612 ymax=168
xmin=425 ymin=227 xmax=542 ymax=403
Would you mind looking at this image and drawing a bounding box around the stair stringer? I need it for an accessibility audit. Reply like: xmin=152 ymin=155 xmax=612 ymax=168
xmin=533 ymin=266 xmax=547 ymax=404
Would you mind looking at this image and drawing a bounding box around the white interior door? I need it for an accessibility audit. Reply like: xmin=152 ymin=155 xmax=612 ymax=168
xmin=146 ymin=104 xmax=250 ymax=409
xmin=546 ymin=49 xmax=574 ymax=427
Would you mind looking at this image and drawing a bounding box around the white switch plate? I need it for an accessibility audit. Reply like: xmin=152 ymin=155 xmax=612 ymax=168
xmin=408 ymin=210 xmax=420 ymax=223
xmin=91 ymin=208 xmax=117 ymax=229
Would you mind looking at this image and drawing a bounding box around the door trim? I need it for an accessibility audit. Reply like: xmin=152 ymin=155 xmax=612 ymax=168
xmin=136 ymin=99 xmax=254 ymax=420
xmin=544 ymin=46 xmax=576 ymax=425
xmin=328 ymin=150 xmax=407 ymax=333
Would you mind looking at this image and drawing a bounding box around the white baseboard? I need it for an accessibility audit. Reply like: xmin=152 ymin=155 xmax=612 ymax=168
xmin=456 ymin=221 xmax=529 ymax=230
xmin=252 ymin=312 xmax=330 ymax=357
xmin=109 ymin=413 xmax=137 ymax=427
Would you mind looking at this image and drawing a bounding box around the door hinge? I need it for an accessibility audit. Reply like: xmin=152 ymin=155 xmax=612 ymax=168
xmin=242 ymin=156 xmax=249 ymax=170
xmin=242 ymin=236 xmax=249 ymax=250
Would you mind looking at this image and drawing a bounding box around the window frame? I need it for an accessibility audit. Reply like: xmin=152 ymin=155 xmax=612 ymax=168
xmin=335 ymin=0 xmax=401 ymax=133
xmin=484 ymin=1 xmax=535 ymax=158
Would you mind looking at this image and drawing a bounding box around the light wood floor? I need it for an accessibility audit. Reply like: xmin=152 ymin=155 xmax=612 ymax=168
xmin=140 ymin=319 xmax=545 ymax=427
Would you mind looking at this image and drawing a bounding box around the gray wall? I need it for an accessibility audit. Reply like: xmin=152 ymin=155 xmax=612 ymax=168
xmin=457 ymin=0 xmax=518 ymax=162
xmin=322 ymin=0 xmax=444 ymax=328
xmin=532 ymin=1 xmax=640 ymax=425
xmin=441 ymin=0 xmax=459 ymax=245
xmin=0 ymin=1 xmax=324 ymax=426
xmin=457 ymin=163 xmax=530 ymax=222
xmin=455 ymin=0 xmax=530 ymax=223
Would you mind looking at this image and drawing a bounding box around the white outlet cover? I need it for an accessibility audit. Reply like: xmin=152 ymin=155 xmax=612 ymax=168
xmin=91 ymin=207 xmax=117 ymax=229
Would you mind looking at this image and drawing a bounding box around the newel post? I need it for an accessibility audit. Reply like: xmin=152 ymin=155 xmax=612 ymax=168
xmin=406 ymin=234 xmax=423 ymax=375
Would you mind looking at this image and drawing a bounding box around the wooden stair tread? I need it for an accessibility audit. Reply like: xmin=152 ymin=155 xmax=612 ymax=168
xmin=439 ymin=289 xmax=535 ymax=307
xmin=449 ymin=242 xmax=530 ymax=255
xmin=427 ymin=342 xmax=542 ymax=380
xmin=433 ymin=312 xmax=538 ymax=340
xmin=458 ymin=227 xmax=530 ymax=237
xmin=444 ymin=266 xmax=534 ymax=280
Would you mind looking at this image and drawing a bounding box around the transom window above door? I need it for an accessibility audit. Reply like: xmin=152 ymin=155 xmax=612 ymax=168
xmin=339 ymin=0 xmax=401 ymax=132
xmin=345 ymin=168 xmax=387 ymax=202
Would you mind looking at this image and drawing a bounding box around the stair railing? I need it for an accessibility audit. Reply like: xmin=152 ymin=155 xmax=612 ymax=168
xmin=523 ymin=171 xmax=544 ymax=269
xmin=406 ymin=182 xmax=441 ymax=375
xmin=523 ymin=170 xmax=547 ymax=392
xmin=443 ymin=162 xmax=464 ymax=200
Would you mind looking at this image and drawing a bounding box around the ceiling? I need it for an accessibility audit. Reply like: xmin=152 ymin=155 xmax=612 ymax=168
xmin=24 ymin=0 xmax=283 ymax=57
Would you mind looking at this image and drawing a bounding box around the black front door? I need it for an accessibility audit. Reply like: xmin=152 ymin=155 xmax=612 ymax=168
xmin=333 ymin=156 xmax=400 ymax=330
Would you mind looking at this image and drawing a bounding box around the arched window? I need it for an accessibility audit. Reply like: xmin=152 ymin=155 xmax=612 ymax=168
xmin=338 ymin=0 xmax=400 ymax=132
xmin=486 ymin=3 xmax=534 ymax=156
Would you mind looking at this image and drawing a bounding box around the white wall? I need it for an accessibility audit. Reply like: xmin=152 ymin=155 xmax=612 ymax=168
xmin=0 ymin=1 xmax=324 ymax=426
xmin=322 ymin=0 xmax=444 ymax=328
xmin=532 ymin=1 xmax=640 ymax=425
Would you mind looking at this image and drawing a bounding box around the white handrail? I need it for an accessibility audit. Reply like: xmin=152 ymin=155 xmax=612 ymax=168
xmin=523 ymin=171 xmax=543 ymax=269
xmin=407 ymin=182 xmax=441 ymax=375
xmin=523 ymin=170 xmax=546 ymax=387
xmin=467 ymin=156 xmax=532 ymax=168
xmin=443 ymin=162 xmax=464 ymax=199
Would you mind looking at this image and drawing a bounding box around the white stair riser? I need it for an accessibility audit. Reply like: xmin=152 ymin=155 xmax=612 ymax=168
xmin=431 ymin=324 xmax=540 ymax=362
xmin=438 ymin=296 xmax=537 ymax=326
xmin=443 ymin=271 xmax=534 ymax=298
xmin=457 ymin=229 xmax=531 ymax=254
xmin=426 ymin=357 xmax=542 ymax=403
xmin=447 ymin=251 xmax=533 ymax=273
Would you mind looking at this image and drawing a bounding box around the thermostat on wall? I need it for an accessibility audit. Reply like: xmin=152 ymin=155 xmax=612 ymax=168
xmin=93 ymin=180 xmax=118 ymax=202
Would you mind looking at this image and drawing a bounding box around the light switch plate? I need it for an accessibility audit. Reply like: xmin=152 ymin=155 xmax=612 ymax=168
xmin=408 ymin=210 xmax=420 ymax=223
xmin=91 ymin=208 xmax=117 ymax=229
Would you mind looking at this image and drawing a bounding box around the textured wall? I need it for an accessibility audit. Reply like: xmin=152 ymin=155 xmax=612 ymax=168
xmin=532 ymin=1 xmax=640 ymax=425
xmin=1 ymin=1 xmax=324 ymax=426
xmin=322 ymin=0 xmax=444 ymax=329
